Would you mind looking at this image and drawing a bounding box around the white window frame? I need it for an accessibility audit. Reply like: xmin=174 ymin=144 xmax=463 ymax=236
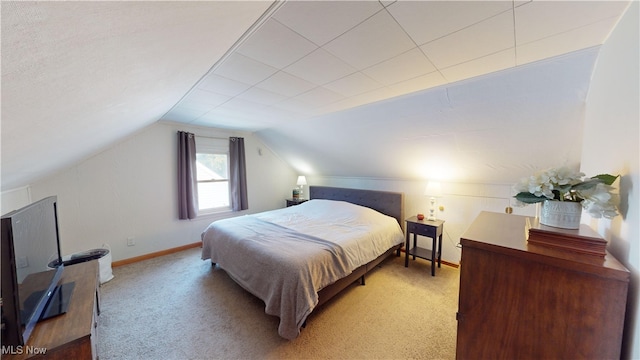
xmin=195 ymin=136 xmax=231 ymax=214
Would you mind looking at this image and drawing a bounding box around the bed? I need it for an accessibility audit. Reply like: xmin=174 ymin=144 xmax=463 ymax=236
xmin=201 ymin=186 xmax=404 ymax=340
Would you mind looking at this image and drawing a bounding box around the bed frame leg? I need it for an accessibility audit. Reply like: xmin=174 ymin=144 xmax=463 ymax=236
xmin=360 ymin=275 xmax=365 ymax=286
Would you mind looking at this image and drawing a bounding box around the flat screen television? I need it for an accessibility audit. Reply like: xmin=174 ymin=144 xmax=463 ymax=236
xmin=1 ymin=196 xmax=74 ymax=347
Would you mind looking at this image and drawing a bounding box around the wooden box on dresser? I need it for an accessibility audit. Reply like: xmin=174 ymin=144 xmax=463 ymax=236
xmin=456 ymin=211 xmax=629 ymax=360
xmin=5 ymin=260 xmax=100 ymax=360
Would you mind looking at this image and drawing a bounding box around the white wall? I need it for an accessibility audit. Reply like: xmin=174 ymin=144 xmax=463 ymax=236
xmin=583 ymin=2 xmax=639 ymax=358
xmin=309 ymin=176 xmax=535 ymax=264
xmin=4 ymin=122 xmax=297 ymax=262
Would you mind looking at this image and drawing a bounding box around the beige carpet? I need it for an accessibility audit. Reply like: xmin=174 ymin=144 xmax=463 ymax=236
xmin=97 ymin=247 xmax=460 ymax=359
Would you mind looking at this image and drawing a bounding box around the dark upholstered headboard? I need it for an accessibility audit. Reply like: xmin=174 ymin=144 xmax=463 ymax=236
xmin=309 ymin=186 xmax=404 ymax=228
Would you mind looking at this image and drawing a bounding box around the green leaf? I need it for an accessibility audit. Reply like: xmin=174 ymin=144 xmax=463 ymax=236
xmin=591 ymin=174 xmax=619 ymax=186
xmin=572 ymin=178 xmax=603 ymax=190
xmin=514 ymin=192 xmax=546 ymax=204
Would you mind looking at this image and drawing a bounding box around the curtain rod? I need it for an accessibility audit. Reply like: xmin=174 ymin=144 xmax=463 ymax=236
xmin=194 ymin=134 xmax=229 ymax=141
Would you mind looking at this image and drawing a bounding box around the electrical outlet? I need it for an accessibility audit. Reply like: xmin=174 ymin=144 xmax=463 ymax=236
xmin=127 ymin=237 xmax=135 ymax=246
xmin=17 ymin=256 xmax=29 ymax=268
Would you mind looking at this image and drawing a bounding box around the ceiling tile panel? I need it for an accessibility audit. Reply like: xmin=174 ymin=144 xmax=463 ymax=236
xmin=197 ymin=74 xmax=252 ymax=97
xmin=4 ymin=0 xmax=631 ymax=190
xmin=323 ymin=10 xmax=417 ymax=69
xmin=184 ymin=88 xmax=231 ymax=107
xmin=193 ymin=109 xmax=264 ymax=130
xmin=254 ymin=71 xmax=317 ymax=98
xmin=235 ymin=18 xmax=317 ymax=68
xmin=273 ymin=0 xmax=384 ymax=46
xmin=440 ymin=49 xmax=515 ymax=83
xmin=292 ymin=87 xmax=345 ymax=109
xmin=214 ymin=98 xmax=271 ymax=120
xmin=387 ymin=71 xmax=448 ymax=96
xmin=516 ymin=17 xmax=621 ymax=65
xmin=362 ymin=48 xmax=437 ymax=85
xmin=515 ymin=1 xmax=631 ymax=45
xmin=318 ymin=86 xmax=397 ymax=114
xmin=387 ymin=0 xmax=513 ymax=45
xmin=271 ymin=97 xmax=315 ymax=114
xmin=420 ymin=11 xmax=515 ymax=69
xmin=237 ymin=86 xmax=288 ymax=106
xmin=162 ymin=107 xmax=207 ymax=123
xmin=177 ymin=99 xmax=221 ymax=113
xmin=323 ymin=72 xmax=384 ymax=97
xmin=212 ymin=52 xmax=278 ymax=86
xmin=284 ymin=48 xmax=356 ymax=85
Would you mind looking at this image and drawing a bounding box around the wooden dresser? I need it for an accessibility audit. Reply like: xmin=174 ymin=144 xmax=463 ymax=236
xmin=456 ymin=211 xmax=629 ymax=359
xmin=6 ymin=260 xmax=99 ymax=360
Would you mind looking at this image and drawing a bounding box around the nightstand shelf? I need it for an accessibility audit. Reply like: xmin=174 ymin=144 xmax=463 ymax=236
xmin=407 ymin=246 xmax=435 ymax=261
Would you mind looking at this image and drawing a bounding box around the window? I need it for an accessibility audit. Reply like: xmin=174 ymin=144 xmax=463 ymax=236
xmin=195 ymin=137 xmax=230 ymax=211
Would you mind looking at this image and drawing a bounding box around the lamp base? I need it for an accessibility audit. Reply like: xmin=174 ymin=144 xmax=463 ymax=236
xmin=427 ymin=197 xmax=437 ymax=221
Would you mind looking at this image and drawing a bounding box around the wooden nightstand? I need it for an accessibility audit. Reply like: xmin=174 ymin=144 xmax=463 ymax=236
xmin=286 ymin=198 xmax=308 ymax=207
xmin=405 ymin=216 xmax=444 ymax=276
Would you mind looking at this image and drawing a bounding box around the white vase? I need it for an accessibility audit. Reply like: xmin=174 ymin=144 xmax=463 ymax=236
xmin=540 ymin=200 xmax=582 ymax=229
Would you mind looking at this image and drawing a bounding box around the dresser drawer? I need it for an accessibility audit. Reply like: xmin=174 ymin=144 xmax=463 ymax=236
xmin=407 ymin=221 xmax=440 ymax=238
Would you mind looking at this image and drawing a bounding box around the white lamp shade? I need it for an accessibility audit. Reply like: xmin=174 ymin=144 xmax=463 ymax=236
xmin=296 ymin=176 xmax=307 ymax=186
xmin=425 ymin=181 xmax=442 ymax=197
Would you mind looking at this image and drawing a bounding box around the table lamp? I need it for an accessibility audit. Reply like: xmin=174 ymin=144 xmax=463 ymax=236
xmin=425 ymin=181 xmax=442 ymax=221
xmin=297 ymin=176 xmax=307 ymax=198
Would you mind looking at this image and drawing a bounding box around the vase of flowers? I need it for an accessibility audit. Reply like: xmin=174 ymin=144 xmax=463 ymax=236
xmin=513 ymin=166 xmax=620 ymax=229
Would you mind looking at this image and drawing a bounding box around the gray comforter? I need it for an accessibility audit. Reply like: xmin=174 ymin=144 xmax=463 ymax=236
xmin=201 ymin=199 xmax=404 ymax=340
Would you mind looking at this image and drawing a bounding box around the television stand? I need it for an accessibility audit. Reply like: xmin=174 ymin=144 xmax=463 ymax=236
xmin=6 ymin=261 xmax=99 ymax=360
xmin=39 ymin=282 xmax=76 ymax=321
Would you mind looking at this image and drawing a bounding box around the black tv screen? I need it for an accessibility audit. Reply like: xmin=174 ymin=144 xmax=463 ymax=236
xmin=1 ymin=196 xmax=67 ymax=346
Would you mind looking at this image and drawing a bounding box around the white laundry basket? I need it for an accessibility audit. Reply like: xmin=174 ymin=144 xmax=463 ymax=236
xmin=99 ymin=244 xmax=114 ymax=284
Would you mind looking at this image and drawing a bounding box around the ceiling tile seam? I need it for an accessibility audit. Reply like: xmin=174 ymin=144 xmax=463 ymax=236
xmin=234 ymin=26 xmax=321 ymax=74
xmin=241 ymin=70 xmax=346 ymax=112
xmin=412 ymin=6 xmax=515 ymax=48
xmin=271 ymin=4 xmax=388 ymax=48
xmin=252 ymin=70 xmax=318 ymax=98
xmin=382 ymin=5 xmax=446 ymax=86
xmin=199 ymin=57 xmax=306 ymax=117
xmin=312 ymin=84 xmax=398 ymax=113
xmin=158 ymin=0 xmax=285 ymax=121
xmin=322 ymin=71 xmax=387 ymax=98
xmin=225 ymin=51 xmax=334 ymax=103
xmin=210 ymin=46 xmax=346 ymax=109
xmin=381 ymin=68 xmax=444 ymax=88
xmin=299 ymin=45 xmax=436 ymax=91
xmin=439 ymin=46 xmax=516 ymax=73
xmin=263 ymin=9 xmax=392 ymax=90
xmin=599 ymin=2 xmax=634 ymax=45
xmin=315 ymin=10 xmax=412 ymax=70
xmin=268 ymin=66 xmax=359 ymax=101
xmin=286 ymin=70 xmax=389 ymax=107
xmin=260 ymin=5 xmax=389 ymax=93
xmin=514 ymin=0 xmax=532 ymax=9
xmin=514 ymin=13 xmax=626 ymax=48
xmin=182 ymin=87 xmax=274 ymax=126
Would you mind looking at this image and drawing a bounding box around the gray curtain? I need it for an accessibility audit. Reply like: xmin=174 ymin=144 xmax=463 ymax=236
xmin=178 ymin=131 xmax=198 ymax=219
xmin=229 ymin=137 xmax=248 ymax=211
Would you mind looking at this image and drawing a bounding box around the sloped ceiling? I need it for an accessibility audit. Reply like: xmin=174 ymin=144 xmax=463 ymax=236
xmin=0 ymin=1 xmax=632 ymax=191
xmin=1 ymin=1 xmax=274 ymax=191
